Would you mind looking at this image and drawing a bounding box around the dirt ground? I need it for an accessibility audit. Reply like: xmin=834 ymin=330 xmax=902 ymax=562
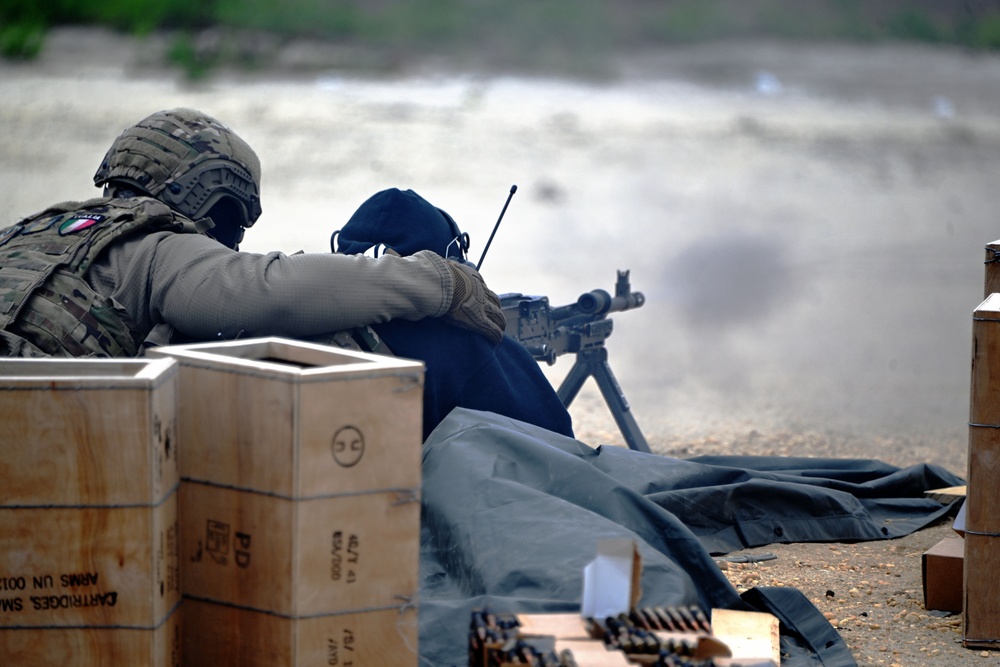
xmin=716 ymin=520 xmax=967 ymax=667
xmin=4 ymin=28 xmax=1000 ymax=666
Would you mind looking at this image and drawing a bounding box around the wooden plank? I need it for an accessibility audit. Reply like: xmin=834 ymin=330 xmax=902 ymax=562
xmin=182 ymin=598 xmax=418 ymax=667
xmin=0 ymin=491 xmax=179 ymax=629
xmin=517 ymin=613 xmax=591 ymax=640
xmin=965 ymin=533 xmax=1000 ymax=648
xmin=0 ymin=606 xmax=181 ymax=667
xmin=551 ymin=640 xmax=632 ymax=666
xmin=970 ymin=294 xmax=1000 ymax=426
xmin=150 ymin=337 xmax=423 ymax=498
xmin=179 ymin=482 xmax=420 ymax=617
xmin=924 ymin=485 xmax=967 ymax=504
xmin=0 ymin=357 xmax=178 ymax=506
xmin=711 ymin=608 xmax=780 ymax=665
xmin=965 ymin=429 xmax=1000 ymax=534
xmin=965 ymin=295 xmax=1000 ymax=648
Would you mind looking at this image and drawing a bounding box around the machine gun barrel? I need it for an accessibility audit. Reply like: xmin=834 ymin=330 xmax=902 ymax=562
xmin=550 ymin=285 xmax=645 ymax=324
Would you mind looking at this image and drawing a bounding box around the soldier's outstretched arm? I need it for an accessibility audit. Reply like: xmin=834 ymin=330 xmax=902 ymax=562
xmin=94 ymin=232 xmax=503 ymax=342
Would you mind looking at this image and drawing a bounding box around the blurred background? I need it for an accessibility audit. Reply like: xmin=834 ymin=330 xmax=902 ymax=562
xmin=5 ymin=1 xmax=1000 ymax=76
xmin=4 ymin=0 xmax=1000 ymax=475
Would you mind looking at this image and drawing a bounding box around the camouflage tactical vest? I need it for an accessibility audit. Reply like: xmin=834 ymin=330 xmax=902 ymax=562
xmin=0 ymin=196 xmax=197 ymax=358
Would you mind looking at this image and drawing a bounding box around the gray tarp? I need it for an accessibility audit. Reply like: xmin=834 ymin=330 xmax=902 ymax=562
xmin=417 ymin=408 xmax=964 ymax=667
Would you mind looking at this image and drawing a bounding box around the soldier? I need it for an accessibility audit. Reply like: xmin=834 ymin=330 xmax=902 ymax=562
xmin=333 ymin=187 xmax=574 ymax=439
xmin=0 ymin=107 xmax=505 ymax=358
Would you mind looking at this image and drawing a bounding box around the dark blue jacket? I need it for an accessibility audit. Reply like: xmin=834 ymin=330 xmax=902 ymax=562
xmin=333 ymin=188 xmax=574 ymax=440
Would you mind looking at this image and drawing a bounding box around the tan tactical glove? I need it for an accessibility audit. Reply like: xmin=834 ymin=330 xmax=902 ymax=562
xmin=445 ymin=261 xmax=506 ymax=344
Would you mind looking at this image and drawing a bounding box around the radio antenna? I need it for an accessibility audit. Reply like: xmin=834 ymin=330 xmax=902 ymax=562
xmin=476 ymin=184 xmax=517 ymax=271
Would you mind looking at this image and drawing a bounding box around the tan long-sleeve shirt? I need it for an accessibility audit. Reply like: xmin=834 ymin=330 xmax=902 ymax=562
xmin=88 ymin=230 xmax=456 ymax=344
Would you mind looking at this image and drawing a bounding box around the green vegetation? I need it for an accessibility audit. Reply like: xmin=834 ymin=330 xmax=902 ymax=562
xmin=964 ymin=11 xmax=1000 ymax=50
xmin=3 ymin=0 xmax=1000 ymax=77
xmin=0 ymin=19 xmax=44 ymax=59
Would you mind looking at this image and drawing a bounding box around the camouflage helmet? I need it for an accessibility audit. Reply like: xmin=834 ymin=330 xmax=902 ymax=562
xmin=93 ymin=108 xmax=262 ymax=240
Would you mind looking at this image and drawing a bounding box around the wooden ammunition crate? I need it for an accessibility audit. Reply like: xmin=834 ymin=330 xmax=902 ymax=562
xmin=965 ymin=293 xmax=1000 ymax=648
xmin=148 ymin=337 xmax=424 ymax=497
xmin=0 ymin=358 xmax=182 ymax=664
xmin=182 ymin=597 xmax=418 ymax=667
xmin=0 ymin=605 xmax=181 ymax=667
xmin=0 ymin=357 xmax=179 ymax=506
xmin=179 ymin=482 xmax=420 ymax=617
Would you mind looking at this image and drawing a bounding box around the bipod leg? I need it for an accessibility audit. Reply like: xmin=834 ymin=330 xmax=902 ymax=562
xmin=556 ymin=348 xmax=651 ymax=454
xmin=555 ymin=354 xmax=591 ymax=409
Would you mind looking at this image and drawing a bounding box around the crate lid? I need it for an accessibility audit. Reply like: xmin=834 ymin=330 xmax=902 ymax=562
xmin=149 ymin=336 xmax=423 ymax=382
xmin=0 ymin=356 xmax=177 ymax=390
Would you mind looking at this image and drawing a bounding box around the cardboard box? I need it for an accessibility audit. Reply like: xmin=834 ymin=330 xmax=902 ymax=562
xmin=923 ymin=536 xmax=964 ymax=612
xmin=581 ymin=539 xmax=642 ymax=620
xmin=182 ymin=597 xmax=418 ymax=667
xmin=0 ymin=357 xmax=178 ymax=506
xmin=148 ymin=337 xmax=424 ymax=497
xmin=179 ymin=482 xmax=420 ymax=617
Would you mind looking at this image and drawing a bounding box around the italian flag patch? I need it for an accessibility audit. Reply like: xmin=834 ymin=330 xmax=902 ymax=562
xmin=59 ymin=214 xmax=105 ymax=235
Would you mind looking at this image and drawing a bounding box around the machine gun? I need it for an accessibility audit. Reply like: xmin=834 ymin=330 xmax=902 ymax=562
xmin=500 ymin=270 xmax=650 ymax=453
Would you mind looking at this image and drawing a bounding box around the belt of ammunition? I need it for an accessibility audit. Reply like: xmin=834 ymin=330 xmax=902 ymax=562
xmin=469 ymin=608 xmax=579 ymax=667
xmin=582 ymin=606 xmax=714 ymax=658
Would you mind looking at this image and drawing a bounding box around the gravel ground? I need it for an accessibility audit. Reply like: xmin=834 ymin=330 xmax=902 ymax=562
xmin=714 ymin=520 xmax=967 ymax=667
xmin=3 ymin=28 xmax=999 ymax=666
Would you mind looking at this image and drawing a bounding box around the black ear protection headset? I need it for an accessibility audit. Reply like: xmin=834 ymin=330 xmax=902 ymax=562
xmin=438 ymin=207 xmax=471 ymax=263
